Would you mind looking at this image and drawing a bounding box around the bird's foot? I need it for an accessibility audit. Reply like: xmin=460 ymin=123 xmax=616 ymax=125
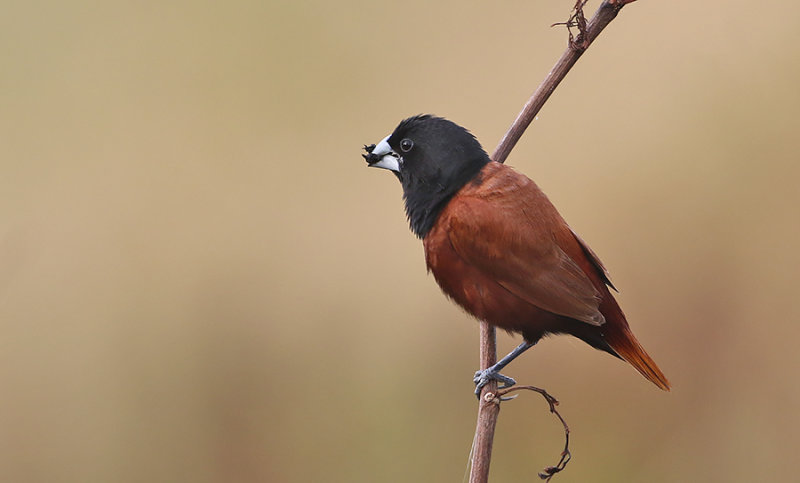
xmin=473 ymin=368 xmax=516 ymax=398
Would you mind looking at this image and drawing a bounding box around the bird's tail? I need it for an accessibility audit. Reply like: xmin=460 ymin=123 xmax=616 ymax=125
xmin=606 ymin=325 xmax=670 ymax=391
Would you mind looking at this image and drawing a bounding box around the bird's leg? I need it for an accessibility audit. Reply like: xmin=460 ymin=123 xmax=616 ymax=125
xmin=473 ymin=341 xmax=535 ymax=398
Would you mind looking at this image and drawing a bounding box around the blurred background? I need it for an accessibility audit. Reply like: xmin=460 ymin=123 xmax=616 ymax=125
xmin=1 ymin=1 xmax=798 ymax=481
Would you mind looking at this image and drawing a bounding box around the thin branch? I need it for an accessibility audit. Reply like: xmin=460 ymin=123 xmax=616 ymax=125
xmin=470 ymin=1 xmax=637 ymax=482
xmin=468 ymin=321 xmax=500 ymax=483
xmin=492 ymin=0 xmax=633 ymax=166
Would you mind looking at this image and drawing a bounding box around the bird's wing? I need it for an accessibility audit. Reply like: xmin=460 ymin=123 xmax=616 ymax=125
xmin=444 ymin=189 xmax=605 ymax=326
xmin=569 ymin=227 xmax=616 ymax=291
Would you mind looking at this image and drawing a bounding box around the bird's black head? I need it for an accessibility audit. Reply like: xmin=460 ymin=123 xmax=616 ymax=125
xmin=363 ymin=115 xmax=490 ymax=238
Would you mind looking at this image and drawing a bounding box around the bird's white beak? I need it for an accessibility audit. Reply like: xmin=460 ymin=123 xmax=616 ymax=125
xmin=365 ymin=135 xmax=401 ymax=172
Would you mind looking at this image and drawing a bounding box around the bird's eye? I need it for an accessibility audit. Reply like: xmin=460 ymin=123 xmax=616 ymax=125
xmin=400 ymin=138 xmax=414 ymax=152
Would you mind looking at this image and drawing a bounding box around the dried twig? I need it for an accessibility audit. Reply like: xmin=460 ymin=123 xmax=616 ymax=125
xmin=551 ymin=0 xmax=590 ymax=49
xmin=469 ymin=1 xmax=638 ymax=482
xmin=495 ymin=386 xmax=571 ymax=481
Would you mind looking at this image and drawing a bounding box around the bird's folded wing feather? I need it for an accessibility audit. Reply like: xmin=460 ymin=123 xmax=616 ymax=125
xmin=445 ymin=194 xmax=605 ymax=326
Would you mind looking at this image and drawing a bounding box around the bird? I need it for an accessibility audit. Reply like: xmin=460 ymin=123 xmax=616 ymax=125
xmin=363 ymin=114 xmax=670 ymax=395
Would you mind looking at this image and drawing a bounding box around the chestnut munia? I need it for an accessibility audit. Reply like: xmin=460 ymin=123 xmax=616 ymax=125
xmin=364 ymin=115 xmax=669 ymax=393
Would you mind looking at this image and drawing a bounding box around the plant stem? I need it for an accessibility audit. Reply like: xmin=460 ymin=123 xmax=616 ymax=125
xmin=469 ymin=2 xmax=636 ymax=481
xmin=492 ymin=0 xmax=629 ymax=165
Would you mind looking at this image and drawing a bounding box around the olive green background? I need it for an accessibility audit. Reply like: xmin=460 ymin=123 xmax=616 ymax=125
xmin=2 ymin=1 xmax=798 ymax=481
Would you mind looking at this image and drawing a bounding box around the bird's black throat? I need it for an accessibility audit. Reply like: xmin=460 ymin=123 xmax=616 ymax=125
xmin=401 ymin=155 xmax=488 ymax=239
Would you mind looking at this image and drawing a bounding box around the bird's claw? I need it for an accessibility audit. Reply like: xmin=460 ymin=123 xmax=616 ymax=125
xmin=473 ymin=368 xmax=516 ymax=398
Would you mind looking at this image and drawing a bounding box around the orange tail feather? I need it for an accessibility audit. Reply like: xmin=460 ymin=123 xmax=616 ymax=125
xmin=607 ymin=326 xmax=670 ymax=391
